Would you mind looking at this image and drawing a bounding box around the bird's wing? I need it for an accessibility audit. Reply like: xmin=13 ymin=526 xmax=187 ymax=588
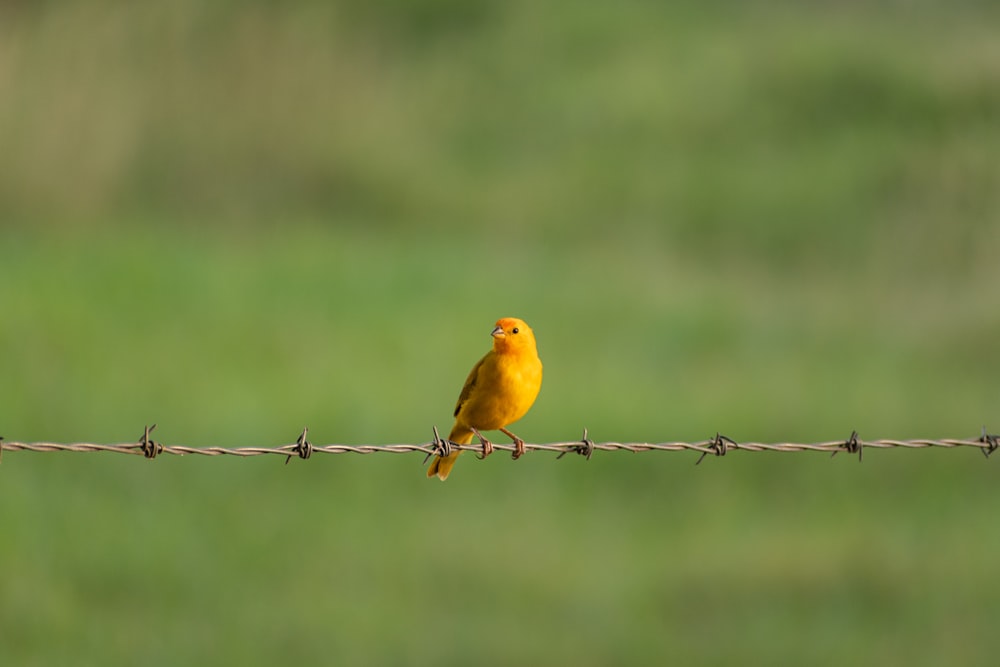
xmin=454 ymin=353 xmax=489 ymax=417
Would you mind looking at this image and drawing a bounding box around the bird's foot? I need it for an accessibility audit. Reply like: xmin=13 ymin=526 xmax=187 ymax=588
xmin=512 ymin=438 xmax=525 ymax=460
xmin=501 ymin=428 xmax=526 ymax=460
xmin=472 ymin=428 xmax=494 ymax=459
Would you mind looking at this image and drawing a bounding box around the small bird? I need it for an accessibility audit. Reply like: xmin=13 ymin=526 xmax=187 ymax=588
xmin=426 ymin=317 xmax=543 ymax=481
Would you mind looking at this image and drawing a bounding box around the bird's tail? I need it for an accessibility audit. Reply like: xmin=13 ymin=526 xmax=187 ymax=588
xmin=426 ymin=427 xmax=473 ymax=481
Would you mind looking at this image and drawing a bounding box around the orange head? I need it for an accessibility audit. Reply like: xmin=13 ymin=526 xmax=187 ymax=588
xmin=490 ymin=317 xmax=537 ymax=355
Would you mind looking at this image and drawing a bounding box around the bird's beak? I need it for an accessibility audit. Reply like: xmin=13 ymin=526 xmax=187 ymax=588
xmin=490 ymin=325 xmax=505 ymax=339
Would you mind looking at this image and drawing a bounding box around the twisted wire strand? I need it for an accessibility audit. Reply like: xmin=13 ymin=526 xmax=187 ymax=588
xmin=0 ymin=427 xmax=996 ymax=461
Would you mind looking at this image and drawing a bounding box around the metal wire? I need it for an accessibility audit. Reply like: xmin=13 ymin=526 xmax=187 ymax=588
xmin=0 ymin=425 xmax=996 ymax=462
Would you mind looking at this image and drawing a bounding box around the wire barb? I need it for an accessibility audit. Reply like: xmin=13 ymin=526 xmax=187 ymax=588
xmin=832 ymin=429 xmax=863 ymax=462
xmin=979 ymin=426 xmax=998 ymax=459
xmin=557 ymin=428 xmax=595 ymax=460
xmin=138 ymin=424 xmax=162 ymax=459
xmin=285 ymin=427 xmax=313 ymax=465
xmin=423 ymin=426 xmax=451 ymax=465
xmin=696 ymin=433 xmax=736 ymax=465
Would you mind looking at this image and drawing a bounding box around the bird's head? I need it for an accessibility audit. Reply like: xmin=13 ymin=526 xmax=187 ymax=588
xmin=491 ymin=317 xmax=537 ymax=355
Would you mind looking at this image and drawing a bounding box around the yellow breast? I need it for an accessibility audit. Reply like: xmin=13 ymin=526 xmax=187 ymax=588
xmin=457 ymin=349 xmax=542 ymax=431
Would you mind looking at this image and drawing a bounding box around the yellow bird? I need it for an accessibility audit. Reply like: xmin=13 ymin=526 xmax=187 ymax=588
xmin=426 ymin=317 xmax=543 ymax=481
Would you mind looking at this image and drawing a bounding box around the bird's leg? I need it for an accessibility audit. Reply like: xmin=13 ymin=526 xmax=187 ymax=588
xmin=500 ymin=427 xmax=526 ymax=460
xmin=471 ymin=428 xmax=494 ymax=459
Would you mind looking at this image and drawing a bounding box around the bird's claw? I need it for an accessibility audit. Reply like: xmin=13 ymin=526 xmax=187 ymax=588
xmin=511 ymin=438 xmax=525 ymax=460
xmin=472 ymin=428 xmax=494 ymax=460
xmin=500 ymin=427 xmax=526 ymax=460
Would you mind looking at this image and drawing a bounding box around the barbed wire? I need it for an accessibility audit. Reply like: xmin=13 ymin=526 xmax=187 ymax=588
xmin=0 ymin=425 xmax=996 ymax=464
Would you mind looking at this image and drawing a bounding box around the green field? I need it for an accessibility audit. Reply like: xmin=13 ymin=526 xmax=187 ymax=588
xmin=2 ymin=2 xmax=999 ymax=665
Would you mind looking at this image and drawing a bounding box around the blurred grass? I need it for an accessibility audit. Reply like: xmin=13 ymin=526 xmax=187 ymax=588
xmin=2 ymin=1 xmax=1000 ymax=666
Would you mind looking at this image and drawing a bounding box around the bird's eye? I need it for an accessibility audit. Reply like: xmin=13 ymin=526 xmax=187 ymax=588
xmin=512 ymin=327 xmax=519 ymax=334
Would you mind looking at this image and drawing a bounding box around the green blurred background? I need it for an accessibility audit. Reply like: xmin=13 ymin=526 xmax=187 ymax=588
xmin=2 ymin=1 xmax=999 ymax=665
